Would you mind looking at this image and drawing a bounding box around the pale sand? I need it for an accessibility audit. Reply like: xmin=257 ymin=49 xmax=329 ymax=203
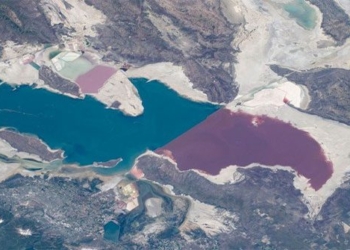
xmin=0 ymin=138 xmax=44 ymax=163
xmin=224 ymin=0 xmax=350 ymax=96
xmin=180 ymin=196 xmax=238 ymax=236
xmin=242 ymin=80 xmax=308 ymax=109
xmin=39 ymin=0 xmax=106 ymax=39
xmin=126 ymin=62 xmax=210 ymax=103
xmin=0 ymin=42 xmax=42 ymax=85
xmin=93 ymin=70 xmax=144 ymax=116
xmin=0 ymin=128 xmax=64 ymax=162
xmin=192 ymin=165 xmax=246 ymax=185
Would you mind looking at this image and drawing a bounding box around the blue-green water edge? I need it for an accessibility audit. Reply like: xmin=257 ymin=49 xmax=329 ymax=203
xmin=0 ymin=79 xmax=219 ymax=172
xmin=283 ymin=0 xmax=317 ymax=30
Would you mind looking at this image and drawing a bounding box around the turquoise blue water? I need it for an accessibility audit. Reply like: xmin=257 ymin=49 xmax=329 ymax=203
xmin=104 ymin=221 xmax=120 ymax=242
xmin=0 ymin=79 xmax=218 ymax=172
xmin=283 ymin=0 xmax=317 ymax=30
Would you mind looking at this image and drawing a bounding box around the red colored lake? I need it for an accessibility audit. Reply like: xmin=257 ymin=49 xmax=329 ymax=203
xmin=157 ymin=109 xmax=333 ymax=190
xmin=76 ymin=65 xmax=116 ymax=93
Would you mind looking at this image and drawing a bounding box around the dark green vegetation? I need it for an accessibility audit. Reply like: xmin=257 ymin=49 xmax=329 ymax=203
xmin=270 ymin=65 xmax=350 ymax=125
xmin=307 ymin=0 xmax=350 ymax=44
xmin=48 ymin=50 xmax=61 ymax=59
xmin=136 ymin=154 xmax=350 ymax=249
xmin=0 ymin=79 xmax=218 ymax=170
xmin=85 ymin=0 xmax=239 ymax=103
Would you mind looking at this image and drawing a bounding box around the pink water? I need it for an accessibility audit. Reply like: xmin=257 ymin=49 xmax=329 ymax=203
xmin=158 ymin=109 xmax=333 ymax=190
xmin=76 ymin=65 xmax=116 ymax=93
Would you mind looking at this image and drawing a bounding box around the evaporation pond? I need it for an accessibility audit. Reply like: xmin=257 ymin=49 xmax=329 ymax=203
xmin=283 ymin=0 xmax=317 ymax=30
xmin=158 ymin=109 xmax=333 ymax=190
xmin=0 ymin=79 xmax=218 ymax=172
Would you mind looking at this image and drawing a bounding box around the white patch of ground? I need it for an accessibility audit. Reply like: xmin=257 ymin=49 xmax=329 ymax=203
xmin=193 ymin=165 xmax=246 ymax=185
xmin=98 ymin=175 xmax=124 ymax=192
xmin=93 ymin=71 xmax=144 ymax=116
xmin=17 ymin=228 xmax=32 ymax=236
xmin=39 ymin=0 xmax=106 ymax=39
xmin=343 ymin=222 xmax=350 ymax=234
xmin=0 ymin=42 xmax=41 ymax=85
xmin=126 ymin=62 xmax=210 ymax=103
xmin=243 ymin=80 xmax=309 ymax=109
xmin=224 ymin=0 xmax=350 ymax=95
xmin=145 ymin=198 xmax=163 ymax=218
xmin=225 ymin=86 xmax=350 ymax=218
xmin=180 ymin=197 xmax=237 ymax=236
xmin=0 ymin=162 xmax=22 ymax=183
xmin=0 ymin=138 xmax=43 ymax=162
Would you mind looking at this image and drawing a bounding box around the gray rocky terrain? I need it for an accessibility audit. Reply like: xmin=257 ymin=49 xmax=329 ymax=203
xmin=0 ymin=0 xmax=58 ymax=44
xmin=307 ymin=0 xmax=350 ymax=44
xmin=83 ymin=0 xmax=239 ymax=103
xmin=135 ymin=154 xmax=350 ymax=249
xmin=0 ymin=174 xmax=116 ymax=249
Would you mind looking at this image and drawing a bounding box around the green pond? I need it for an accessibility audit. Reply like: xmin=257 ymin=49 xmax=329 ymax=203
xmin=0 ymin=79 xmax=219 ymax=172
xmin=283 ymin=0 xmax=317 ymax=30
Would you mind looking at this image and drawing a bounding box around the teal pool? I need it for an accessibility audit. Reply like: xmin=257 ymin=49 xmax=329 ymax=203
xmin=283 ymin=0 xmax=317 ymax=30
xmin=0 ymin=79 xmax=219 ymax=172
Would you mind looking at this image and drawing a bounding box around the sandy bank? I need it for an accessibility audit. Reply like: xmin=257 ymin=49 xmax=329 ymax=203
xmin=93 ymin=70 xmax=144 ymax=116
xmin=224 ymin=0 xmax=350 ymax=96
xmin=126 ymin=62 xmax=210 ymax=103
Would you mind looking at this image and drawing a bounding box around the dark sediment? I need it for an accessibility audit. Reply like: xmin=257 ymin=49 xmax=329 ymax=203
xmin=84 ymin=0 xmax=239 ymax=103
xmin=158 ymin=109 xmax=333 ymax=190
xmin=39 ymin=66 xmax=81 ymax=97
xmin=307 ymin=0 xmax=350 ymax=44
xmin=0 ymin=129 xmax=63 ymax=162
xmin=271 ymin=65 xmax=350 ymax=126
